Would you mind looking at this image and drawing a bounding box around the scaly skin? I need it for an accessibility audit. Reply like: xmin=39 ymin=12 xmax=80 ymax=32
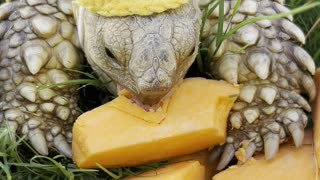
xmin=73 ymin=0 xmax=201 ymax=105
xmin=0 ymin=0 xmax=82 ymax=157
xmin=0 ymin=0 xmax=316 ymax=170
xmin=200 ymin=0 xmax=316 ymax=169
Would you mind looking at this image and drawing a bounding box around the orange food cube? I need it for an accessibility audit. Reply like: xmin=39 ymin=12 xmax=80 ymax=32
xmin=72 ymin=78 xmax=239 ymax=168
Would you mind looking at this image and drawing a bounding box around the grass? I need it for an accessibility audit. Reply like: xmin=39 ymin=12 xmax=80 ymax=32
xmin=0 ymin=127 xmax=166 ymax=180
xmin=194 ymin=0 xmax=320 ymax=74
xmin=0 ymin=0 xmax=320 ymax=179
xmin=287 ymin=0 xmax=320 ymax=66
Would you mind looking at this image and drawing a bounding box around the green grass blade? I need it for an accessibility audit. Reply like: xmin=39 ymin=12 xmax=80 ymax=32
xmin=30 ymin=156 xmax=74 ymax=180
xmin=305 ymin=17 xmax=320 ymax=40
xmin=215 ymin=0 xmax=225 ymax=46
xmin=232 ymin=0 xmax=242 ymax=16
xmin=96 ymin=163 xmax=121 ymax=179
xmin=38 ymin=79 xmax=101 ymax=90
xmin=124 ymin=167 xmax=141 ymax=176
xmin=198 ymin=1 xmax=219 ymax=72
xmin=63 ymin=68 xmax=98 ymax=80
xmin=222 ymin=2 xmax=320 ymax=41
xmin=206 ymin=1 xmax=219 ymax=18
xmin=0 ymin=162 xmax=12 ymax=180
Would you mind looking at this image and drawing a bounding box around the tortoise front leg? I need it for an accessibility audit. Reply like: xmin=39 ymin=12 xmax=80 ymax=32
xmin=201 ymin=0 xmax=315 ymax=169
xmin=0 ymin=0 xmax=82 ymax=157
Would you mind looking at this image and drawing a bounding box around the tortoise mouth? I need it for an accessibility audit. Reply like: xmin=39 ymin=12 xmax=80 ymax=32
xmin=129 ymin=97 xmax=162 ymax=112
xmin=140 ymin=87 xmax=171 ymax=97
xmin=117 ymin=84 xmax=173 ymax=111
xmin=132 ymin=88 xmax=171 ymax=110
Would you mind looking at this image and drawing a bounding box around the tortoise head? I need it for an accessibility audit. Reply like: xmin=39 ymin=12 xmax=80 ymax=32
xmin=74 ymin=0 xmax=201 ymax=105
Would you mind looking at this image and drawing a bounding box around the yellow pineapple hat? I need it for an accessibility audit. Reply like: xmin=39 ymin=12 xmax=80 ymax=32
xmin=73 ymin=0 xmax=189 ymax=17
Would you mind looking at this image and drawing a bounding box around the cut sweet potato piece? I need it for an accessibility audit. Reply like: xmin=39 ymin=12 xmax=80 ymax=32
xmin=212 ymin=145 xmax=316 ymax=180
xmin=313 ymin=68 xmax=320 ymax=168
xmin=169 ymin=150 xmax=219 ymax=180
xmin=72 ymin=78 xmax=239 ymax=168
xmin=125 ymin=160 xmax=205 ymax=180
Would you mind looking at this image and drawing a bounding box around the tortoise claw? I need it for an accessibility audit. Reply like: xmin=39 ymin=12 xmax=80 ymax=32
xmin=216 ymin=144 xmax=235 ymax=170
xmin=288 ymin=123 xmax=304 ymax=147
xmin=208 ymin=146 xmax=224 ymax=163
xmin=29 ymin=128 xmax=49 ymax=155
xmin=245 ymin=142 xmax=256 ymax=160
xmin=53 ymin=134 xmax=72 ymax=158
xmin=263 ymin=133 xmax=280 ymax=160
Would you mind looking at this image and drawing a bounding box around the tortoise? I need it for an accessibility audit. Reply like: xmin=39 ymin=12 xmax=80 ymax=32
xmin=0 ymin=0 xmax=315 ymax=170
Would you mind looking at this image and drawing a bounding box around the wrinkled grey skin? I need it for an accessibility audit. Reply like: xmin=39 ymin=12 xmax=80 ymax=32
xmin=75 ymin=0 xmax=201 ymax=104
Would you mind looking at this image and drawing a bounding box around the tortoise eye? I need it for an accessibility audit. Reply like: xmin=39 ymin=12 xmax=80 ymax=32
xmin=104 ymin=47 xmax=122 ymax=67
xmin=105 ymin=48 xmax=116 ymax=59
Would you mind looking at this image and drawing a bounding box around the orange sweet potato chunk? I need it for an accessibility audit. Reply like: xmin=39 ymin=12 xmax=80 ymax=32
xmin=313 ymin=68 xmax=320 ymax=168
xmin=72 ymin=78 xmax=239 ymax=168
xmin=169 ymin=150 xmax=219 ymax=180
xmin=212 ymin=145 xmax=316 ymax=180
xmin=125 ymin=160 xmax=205 ymax=180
